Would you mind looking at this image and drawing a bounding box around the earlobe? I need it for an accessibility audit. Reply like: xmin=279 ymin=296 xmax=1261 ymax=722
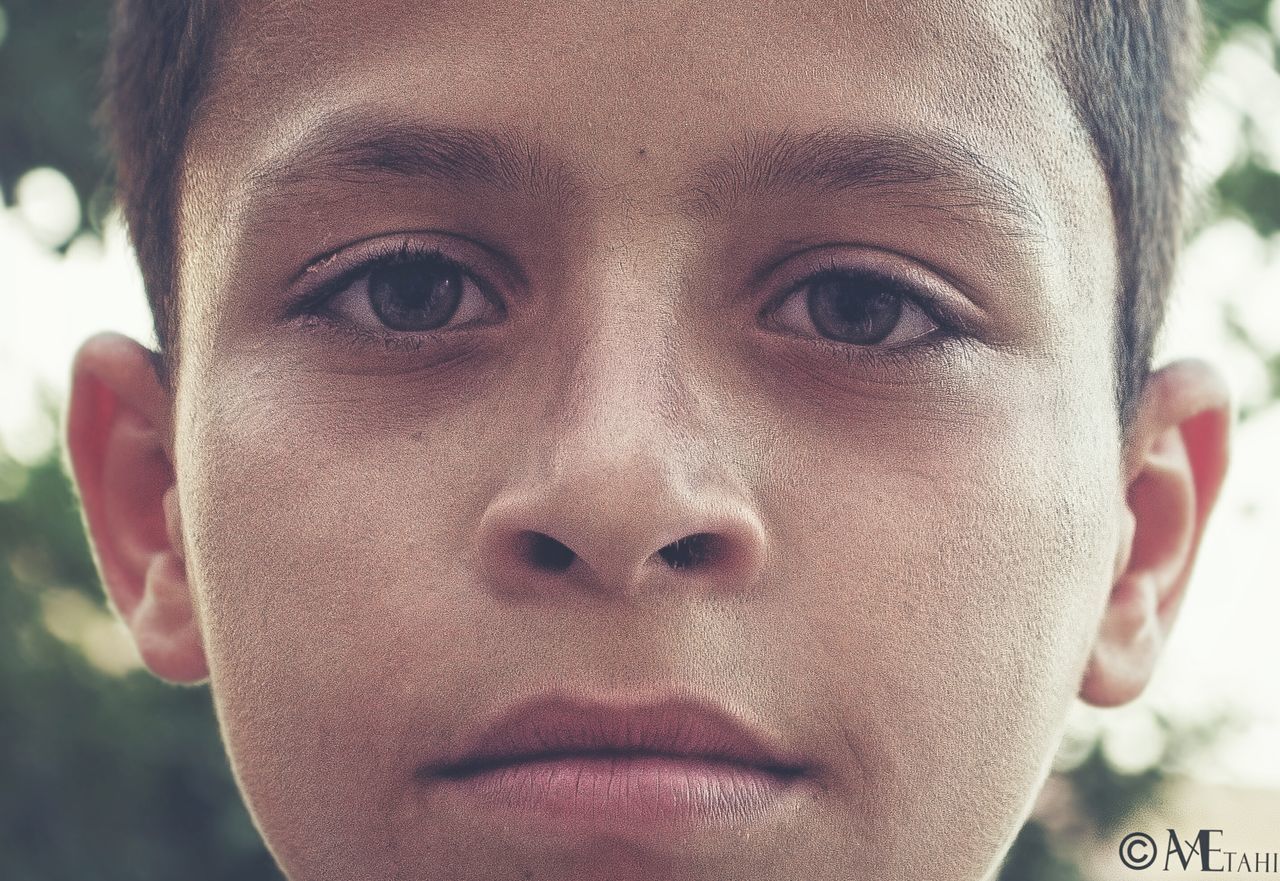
xmin=1079 ymin=571 xmax=1162 ymax=707
xmin=134 ymin=531 xmax=209 ymax=683
xmin=63 ymin=332 xmax=209 ymax=684
xmin=1079 ymin=358 xmax=1231 ymax=708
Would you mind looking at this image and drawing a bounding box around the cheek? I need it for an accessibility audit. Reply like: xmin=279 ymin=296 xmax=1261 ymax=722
xmin=176 ymin=377 xmax=500 ymax=869
xmin=772 ymin=399 xmax=1118 ymax=868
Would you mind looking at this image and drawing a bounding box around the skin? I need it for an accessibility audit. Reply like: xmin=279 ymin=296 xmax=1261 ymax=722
xmin=63 ymin=1 xmax=1231 ymax=879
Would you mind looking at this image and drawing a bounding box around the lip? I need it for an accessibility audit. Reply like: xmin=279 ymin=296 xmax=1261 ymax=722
xmin=419 ymin=689 xmax=814 ymax=834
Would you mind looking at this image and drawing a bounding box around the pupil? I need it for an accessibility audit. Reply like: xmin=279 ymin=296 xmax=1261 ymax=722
xmin=806 ymin=273 xmax=904 ymax=345
xmin=367 ymin=258 xmax=464 ymax=331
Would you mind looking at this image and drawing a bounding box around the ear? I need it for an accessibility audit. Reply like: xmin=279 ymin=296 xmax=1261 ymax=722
xmin=1079 ymin=358 xmax=1231 ymax=707
xmin=63 ymin=331 xmax=208 ymax=684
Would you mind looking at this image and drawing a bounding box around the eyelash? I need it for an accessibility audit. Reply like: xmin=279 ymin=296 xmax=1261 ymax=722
xmin=288 ymin=241 xmax=499 ymax=355
xmin=759 ymin=254 xmax=973 ymax=371
xmin=288 ymin=240 xmax=974 ymax=369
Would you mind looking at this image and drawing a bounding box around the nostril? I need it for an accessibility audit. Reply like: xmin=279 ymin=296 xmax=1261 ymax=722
xmin=657 ymin=532 xmax=716 ymax=571
xmin=522 ymin=531 xmax=576 ymax=571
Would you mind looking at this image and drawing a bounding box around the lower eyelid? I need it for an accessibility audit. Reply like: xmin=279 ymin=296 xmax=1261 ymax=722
xmin=802 ymin=330 xmax=973 ymax=378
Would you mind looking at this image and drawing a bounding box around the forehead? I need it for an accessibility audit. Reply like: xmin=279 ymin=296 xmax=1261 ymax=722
xmin=195 ymin=0 xmax=1076 ymax=184
xmin=178 ymin=0 xmax=1113 ymax=362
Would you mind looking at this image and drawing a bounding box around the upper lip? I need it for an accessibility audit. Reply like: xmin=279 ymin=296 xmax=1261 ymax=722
xmin=424 ymin=690 xmax=810 ymax=779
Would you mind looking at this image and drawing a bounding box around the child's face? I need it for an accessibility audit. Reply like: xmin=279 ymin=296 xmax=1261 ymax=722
xmin=81 ymin=1 xmax=1210 ymax=879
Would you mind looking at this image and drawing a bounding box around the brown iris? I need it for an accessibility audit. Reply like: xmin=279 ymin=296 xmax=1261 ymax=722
xmin=806 ymin=272 xmax=905 ymax=345
xmin=368 ymin=257 xmax=465 ymax=331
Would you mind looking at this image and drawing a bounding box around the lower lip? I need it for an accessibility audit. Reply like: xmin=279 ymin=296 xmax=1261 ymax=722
xmin=433 ymin=753 xmax=803 ymax=832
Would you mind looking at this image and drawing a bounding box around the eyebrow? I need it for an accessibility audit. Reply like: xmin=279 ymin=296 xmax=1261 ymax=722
xmin=683 ymin=126 xmax=1047 ymax=246
xmin=243 ymin=111 xmax=1047 ymax=247
xmin=243 ymin=112 xmax=582 ymax=215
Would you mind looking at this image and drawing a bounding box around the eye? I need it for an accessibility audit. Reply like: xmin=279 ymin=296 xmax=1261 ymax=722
xmin=766 ymin=266 xmax=939 ymax=348
xmin=306 ymin=244 xmax=504 ymax=334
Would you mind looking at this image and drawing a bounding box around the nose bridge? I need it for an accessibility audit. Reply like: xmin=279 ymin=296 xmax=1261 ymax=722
xmin=544 ymin=218 xmax=701 ymax=478
xmin=558 ymin=284 xmax=685 ymax=462
xmin=531 ymin=287 xmax=707 ymax=576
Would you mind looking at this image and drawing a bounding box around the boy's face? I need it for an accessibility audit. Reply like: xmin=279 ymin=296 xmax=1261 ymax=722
xmin=71 ymin=1 xmax=1226 ymax=880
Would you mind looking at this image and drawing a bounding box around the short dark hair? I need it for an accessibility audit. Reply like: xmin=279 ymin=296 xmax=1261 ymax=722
xmin=102 ymin=0 xmax=223 ymax=391
xmin=1052 ymin=0 xmax=1204 ymax=431
xmin=102 ymin=0 xmax=1204 ymax=430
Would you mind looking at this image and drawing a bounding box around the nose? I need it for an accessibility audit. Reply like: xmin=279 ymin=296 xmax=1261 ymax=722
xmin=477 ymin=471 xmax=769 ymax=598
xmin=474 ymin=324 xmax=768 ymax=600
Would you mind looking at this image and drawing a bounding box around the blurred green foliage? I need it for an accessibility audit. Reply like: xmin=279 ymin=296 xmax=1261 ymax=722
xmin=0 ymin=0 xmax=112 ymax=235
xmin=1 ymin=1 xmax=1276 ymax=879
xmin=999 ymin=823 xmax=1089 ymax=881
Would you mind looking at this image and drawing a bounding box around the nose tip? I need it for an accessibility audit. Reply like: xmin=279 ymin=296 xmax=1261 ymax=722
xmin=476 ymin=485 xmax=769 ymax=598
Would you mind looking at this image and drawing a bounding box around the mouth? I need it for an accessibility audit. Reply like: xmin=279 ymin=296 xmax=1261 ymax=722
xmin=433 ymin=746 xmax=805 ymax=778
xmin=419 ymin=690 xmax=814 ymax=833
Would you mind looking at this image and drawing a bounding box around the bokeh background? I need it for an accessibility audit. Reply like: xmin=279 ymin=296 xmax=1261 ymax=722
xmin=2 ymin=1 xmax=1278 ymax=878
